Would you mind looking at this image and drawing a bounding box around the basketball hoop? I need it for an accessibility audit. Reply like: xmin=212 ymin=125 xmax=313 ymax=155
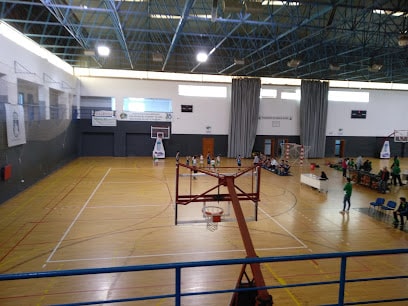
xmin=202 ymin=206 xmax=224 ymax=231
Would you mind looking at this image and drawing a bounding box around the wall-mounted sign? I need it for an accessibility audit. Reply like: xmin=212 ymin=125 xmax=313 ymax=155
xmin=351 ymin=110 xmax=367 ymax=119
xmin=181 ymin=105 xmax=193 ymax=112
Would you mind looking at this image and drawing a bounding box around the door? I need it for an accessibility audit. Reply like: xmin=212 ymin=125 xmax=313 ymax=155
xmin=264 ymin=139 xmax=271 ymax=156
xmin=202 ymin=137 xmax=214 ymax=158
xmin=277 ymin=138 xmax=288 ymax=158
xmin=335 ymin=139 xmax=345 ymax=157
xmin=264 ymin=139 xmax=275 ymax=157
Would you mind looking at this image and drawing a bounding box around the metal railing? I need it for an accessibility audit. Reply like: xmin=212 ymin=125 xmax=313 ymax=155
xmin=1 ymin=249 xmax=407 ymax=306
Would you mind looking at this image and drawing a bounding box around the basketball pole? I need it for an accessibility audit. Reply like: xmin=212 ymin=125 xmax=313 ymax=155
xmin=225 ymin=170 xmax=273 ymax=306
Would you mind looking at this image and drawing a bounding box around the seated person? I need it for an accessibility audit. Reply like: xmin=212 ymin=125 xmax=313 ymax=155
xmin=278 ymin=160 xmax=285 ymax=175
xmin=319 ymin=171 xmax=328 ymax=180
xmin=281 ymin=160 xmax=291 ymax=175
xmin=270 ymin=158 xmax=278 ymax=171
xmin=393 ymin=197 xmax=408 ymax=229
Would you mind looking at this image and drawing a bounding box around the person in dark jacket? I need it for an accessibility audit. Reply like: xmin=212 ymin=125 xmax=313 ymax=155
xmin=393 ymin=197 xmax=408 ymax=230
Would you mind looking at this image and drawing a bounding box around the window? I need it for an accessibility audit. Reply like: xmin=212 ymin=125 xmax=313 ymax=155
xmin=260 ymin=88 xmax=277 ymax=98
xmin=328 ymin=90 xmax=369 ymax=103
xmin=123 ymin=98 xmax=172 ymax=112
xmin=281 ymin=89 xmax=300 ymax=100
xmin=178 ymin=85 xmax=227 ymax=98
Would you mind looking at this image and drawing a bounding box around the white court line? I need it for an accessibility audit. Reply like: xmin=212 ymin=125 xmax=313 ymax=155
xmin=258 ymin=205 xmax=308 ymax=249
xmin=45 ymin=171 xmax=307 ymax=265
xmin=47 ymin=246 xmax=306 ymax=264
xmin=87 ymin=204 xmax=165 ymax=208
xmin=43 ymin=168 xmax=112 ymax=267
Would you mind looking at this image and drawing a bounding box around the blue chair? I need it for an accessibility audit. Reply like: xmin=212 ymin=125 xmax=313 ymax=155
xmin=381 ymin=200 xmax=397 ymax=217
xmin=369 ymin=197 xmax=385 ymax=212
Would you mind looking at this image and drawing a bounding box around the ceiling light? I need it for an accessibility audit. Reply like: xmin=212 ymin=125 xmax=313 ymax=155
xmin=150 ymin=14 xmax=181 ymax=19
xmin=97 ymin=46 xmax=110 ymax=57
xmin=329 ymin=63 xmax=340 ymax=71
xmin=234 ymin=58 xmax=245 ymax=65
xmin=372 ymin=9 xmax=406 ymax=17
xmin=262 ymin=1 xmax=300 ymax=6
xmin=84 ymin=50 xmax=95 ymax=56
xmin=196 ymin=52 xmax=208 ymax=62
xmin=368 ymin=64 xmax=383 ymax=72
xmin=152 ymin=53 xmax=163 ymax=62
xmin=398 ymin=34 xmax=408 ymax=47
xmin=287 ymin=59 xmax=301 ymax=68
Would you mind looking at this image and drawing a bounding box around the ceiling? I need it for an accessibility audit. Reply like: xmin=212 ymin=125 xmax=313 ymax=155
xmin=1 ymin=0 xmax=408 ymax=83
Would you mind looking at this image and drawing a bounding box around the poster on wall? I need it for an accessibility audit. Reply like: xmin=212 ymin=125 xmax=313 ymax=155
xmin=5 ymin=103 xmax=26 ymax=147
xmin=119 ymin=112 xmax=172 ymax=122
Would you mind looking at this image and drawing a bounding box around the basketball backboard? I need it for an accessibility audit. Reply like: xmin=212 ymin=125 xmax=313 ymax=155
xmin=175 ymin=164 xmax=260 ymax=226
xmin=394 ymin=130 xmax=408 ymax=143
xmin=151 ymin=126 xmax=170 ymax=139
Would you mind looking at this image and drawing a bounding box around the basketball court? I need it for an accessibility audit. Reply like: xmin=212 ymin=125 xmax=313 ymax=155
xmin=0 ymin=154 xmax=407 ymax=305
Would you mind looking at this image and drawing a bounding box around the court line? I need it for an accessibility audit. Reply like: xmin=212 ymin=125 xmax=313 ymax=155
xmin=44 ymin=168 xmax=112 ymax=267
xmin=258 ymin=205 xmax=308 ymax=249
xmin=47 ymin=246 xmax=307 ymax=263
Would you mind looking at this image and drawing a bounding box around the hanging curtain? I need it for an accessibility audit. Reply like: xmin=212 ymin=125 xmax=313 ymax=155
xmin=300 ymin=80 xmax=329 ymax=158
xmin=228 ymin=78 xmax=261 ymax=158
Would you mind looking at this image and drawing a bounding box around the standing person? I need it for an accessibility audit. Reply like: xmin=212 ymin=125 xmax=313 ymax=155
xmin=216 ymin=155 xmax=221 ymax=168
xmin=237 ymin=154 xmax=242 ymax=170
xmin=192 ymin=155 xmax=198 ymax=179
xmin=392 ymin=197 xmax=408 ymax=229
xmin=393 ymin=155 xmax=400 ymax=168
xmin=199 ymin=154 xmax=204 ymax=168
xmin=391 ymin=163 xmax=404 ymax=186
xmin=341 ymin=158 xmax=348 ymax=177
xmin=175 ymin=151 xmax=180 ymax=165
xmin=356 ymin=155 xmax=363 ymax=170
xmin=341 ymin=177 xmax=352 ymax=213
xmin=206 ymin=152 xmax=211 ymax=169
xmin=253 ymin=153 xmax=260 ymax=166
xmin=378 ymin=166 xmax=390 ymax=193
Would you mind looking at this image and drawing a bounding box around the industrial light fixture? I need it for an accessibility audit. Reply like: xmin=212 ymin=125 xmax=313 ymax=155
xmin=329 ymin=63 xmax=340 ymax=71
xmin=152 ymin=53 xmax=163 ymax=62
xmin=398 ymin=34 xmax=408 ymax=46
xmin=196 ymin=52 xmax=208 ymax=62
xmin=287 ymin=59 xmax=301 ymax=68
xmin=368 ymin=63 xmax=383 ymax=72
xmin=234 ymin=58 xmax=245 ymax=65
xmin=262 ymin=1 xmax=300 ymax=5
xmin=97 ymin=45 xmax=110 ymax=57
xmin=84 ymin=50 xmax=95 ymax=56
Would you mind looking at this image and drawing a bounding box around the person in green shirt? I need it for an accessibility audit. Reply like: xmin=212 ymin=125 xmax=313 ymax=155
xmin=341 ymin=177 xmax=352 ymax=212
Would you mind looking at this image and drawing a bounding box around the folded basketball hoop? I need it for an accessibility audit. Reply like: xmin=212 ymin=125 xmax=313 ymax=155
xmin=203 ymin=206 xmax=224 ymax=231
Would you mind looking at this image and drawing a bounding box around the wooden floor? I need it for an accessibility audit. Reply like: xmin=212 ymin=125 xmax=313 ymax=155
xmin=0 ymin=156 xmax=407 ymax=305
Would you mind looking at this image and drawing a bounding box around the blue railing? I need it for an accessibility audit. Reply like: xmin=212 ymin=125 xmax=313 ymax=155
xmin=1 ymin=249 xmax=407 ymax=305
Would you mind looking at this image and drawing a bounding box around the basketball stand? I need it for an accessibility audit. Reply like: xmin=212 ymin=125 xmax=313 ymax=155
xmin=175 ymin=163 xmax=273 ymax=306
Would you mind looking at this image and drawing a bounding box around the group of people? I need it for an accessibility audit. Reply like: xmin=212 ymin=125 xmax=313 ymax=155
xmin=252 ymin=153 xmax=291 ymax=176
xmin=175 ymin=151 xmax=222 ymax=177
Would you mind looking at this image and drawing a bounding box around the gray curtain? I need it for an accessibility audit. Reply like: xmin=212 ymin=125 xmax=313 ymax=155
xmin=300 ymin=80 xmax=329 ymax=158
xmin=228 ymin=78 xmax=261 ymax=158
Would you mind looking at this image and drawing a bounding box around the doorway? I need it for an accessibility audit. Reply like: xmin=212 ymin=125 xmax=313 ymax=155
xmin=264 ymin=139 xmax=275 ymax=157
xmin=202 ymin=137 xmax=214 ymax=158
xmin=335 ymin=139 xmax=345 ymax=157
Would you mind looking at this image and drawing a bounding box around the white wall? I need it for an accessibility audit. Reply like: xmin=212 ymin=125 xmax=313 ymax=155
xmin=80 ymin=77 xmax=407 ymax=137
xmin=1 ymin=30 xmax=406 ymax=138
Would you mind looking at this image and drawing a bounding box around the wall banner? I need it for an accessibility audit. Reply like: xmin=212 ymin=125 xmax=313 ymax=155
xmin=5 ymin=104 xmax=26 ymax=147
xmin=119 ymin=112 xmax=172 ymax=122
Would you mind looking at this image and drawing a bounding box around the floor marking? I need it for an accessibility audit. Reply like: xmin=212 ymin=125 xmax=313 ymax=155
xmin=265 ymin=263 xmax=302 ymax=305
xmin=47 ymin=246 xmax=307 ymax=264
xmin=258 ymin=205 xmax=308 ymax=249
xmin=45 ymin=168 xmax=112 ymax=265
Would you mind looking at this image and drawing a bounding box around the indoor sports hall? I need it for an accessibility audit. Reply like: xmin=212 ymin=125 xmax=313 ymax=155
xmin=1 ymin=1 xmax=408 ymax=305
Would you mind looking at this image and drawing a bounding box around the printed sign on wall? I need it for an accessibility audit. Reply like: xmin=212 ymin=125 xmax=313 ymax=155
xmin=5 ymin=103 xmax=26 ymax=147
